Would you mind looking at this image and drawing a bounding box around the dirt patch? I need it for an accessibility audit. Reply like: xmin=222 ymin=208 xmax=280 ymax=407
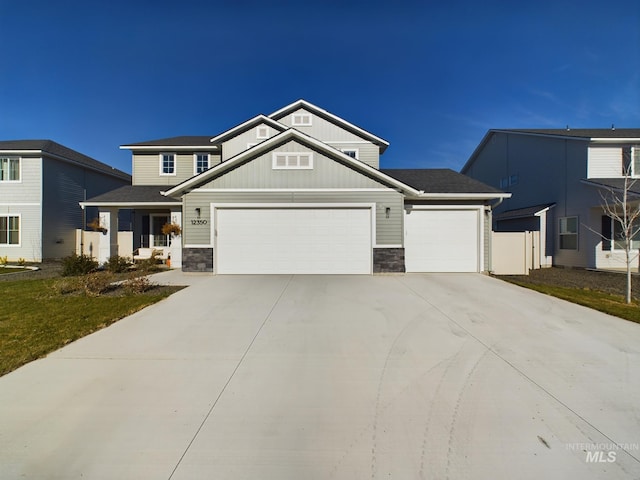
xmin=496 ymin=267 xmax=640 ymax=301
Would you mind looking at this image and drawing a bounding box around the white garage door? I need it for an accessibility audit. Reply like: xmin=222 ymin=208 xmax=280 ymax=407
xmin=405 ymin=209 xmax=480 ymax=272
xmin=216 ymin=208 xmax=372 ymax=274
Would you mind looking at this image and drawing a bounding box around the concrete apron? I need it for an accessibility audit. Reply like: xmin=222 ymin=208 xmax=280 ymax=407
xmin=0 ymin=273 xmax=639 ymax=479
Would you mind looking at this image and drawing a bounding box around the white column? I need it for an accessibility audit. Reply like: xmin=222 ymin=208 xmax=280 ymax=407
xmin=98 ymin=209 xmax=119 ymax=264
xmin=169 ymin=210 xmax=182 ymax=268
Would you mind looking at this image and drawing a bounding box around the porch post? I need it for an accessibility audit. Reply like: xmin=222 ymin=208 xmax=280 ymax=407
xmin=169 ymin=209 xmax=182 ymax=268
xmin=98 ymin=208 xmax=119 ymax=263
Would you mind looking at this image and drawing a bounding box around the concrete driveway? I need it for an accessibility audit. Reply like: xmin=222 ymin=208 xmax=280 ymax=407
xmin=1 ymin=273 xmax=639 ymax=479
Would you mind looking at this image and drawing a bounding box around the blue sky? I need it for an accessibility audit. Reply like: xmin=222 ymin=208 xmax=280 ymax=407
xmin=1 ymin=0 xmax=639 ymax=174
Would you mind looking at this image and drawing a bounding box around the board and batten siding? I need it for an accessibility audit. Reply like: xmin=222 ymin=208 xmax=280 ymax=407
xmin=204 ymin=141 xmax=386 ymax=190
xmin=132 ymin=152 xmax=222 ymax=185
xmin=587 ymin=147 xmax=622 ymax=178
xmin=183 ymin=190 xmax=403 ymax=247
xmin=222 ymin=123 xmax=279 ymax=161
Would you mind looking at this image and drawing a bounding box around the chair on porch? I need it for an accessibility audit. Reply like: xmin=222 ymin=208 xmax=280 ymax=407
xmin=133 ymin=247 xmax=169 ymax=264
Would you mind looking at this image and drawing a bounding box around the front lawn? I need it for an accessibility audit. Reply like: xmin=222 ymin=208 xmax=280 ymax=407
xmin=0 ymin=278 xmax=181 ymax=376
xmin=0 ymin=267 xmax=30 ymax=275
xmin=503 ymin=278 xmax=640 ymax=324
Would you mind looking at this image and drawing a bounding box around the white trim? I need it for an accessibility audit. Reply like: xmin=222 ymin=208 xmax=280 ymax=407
xmin=256 ymin=125 xmax=269 ymax=139
xmin=0 ymin=213 xmax=21 ymax=247
xmin=193 ymin=152 xmax=210 ymax=175
xmin=291 ymin=112 xmax=313 ymax=126
xmin=150 ymin=213 xmax=171 ymax=248
xmin=194 ymin=188 xmax=392 ymax=193
xmin=340 ymin=148 xmax=359 ymax=160
xmin=0 ymin=202 xmax=40 ymax=206
xmin=375 ymin=244 xmax=403 ymax=248
xmin=407 ymin=192 xmax=512 ymax=200
xmin=211 ymin=202 xmax=376 ymax=274
xmin=208 ymin=115 xmax=286 ymax=144
xmin=246 ymin=143 xmax=258 ymax=149
xmin=272 ymin=152 xmax=314 ymax=170
xmin=121 ymin=145 xmax=219 ymax=150
xmin=269 ymin=100 xmax=390 ymax=148
xmin=184 ymin=244 xmax=213 ymax=248
xmin=592 ymin=138 xmax=640 ymax=143
xmin=404 ymin=205 xmax=484 ymax=272
xmin=80 ymin=202 xmax=179 ymax=208
xmin=325 ymin=141 xmax=372 ymax=145
xmin=159 ymin=152 xmax=177 ymax=176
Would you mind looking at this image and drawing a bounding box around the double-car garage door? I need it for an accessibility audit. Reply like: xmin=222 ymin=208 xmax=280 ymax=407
xmin=216 ymin=207 xmax=372 ymax=274
xmin=213 ymin=206 xmax=481 ymax=274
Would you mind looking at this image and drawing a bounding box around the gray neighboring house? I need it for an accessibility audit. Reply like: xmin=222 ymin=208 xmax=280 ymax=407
xmin=461 ymin=128 xmax=640 ymax=269
xmin=0 ymin=140 xmax=131 ymax=262
xmin=83 ymin=100 xmax=508 ymax=274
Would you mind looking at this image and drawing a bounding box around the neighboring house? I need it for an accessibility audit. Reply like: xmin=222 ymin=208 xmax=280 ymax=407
xmin=461 ymin=128 xmax=640 ymax=270
xmin=0 ymin=140 xmax=131 ymax=262
xmin=82 ymin=100 xmax=508 ymax=274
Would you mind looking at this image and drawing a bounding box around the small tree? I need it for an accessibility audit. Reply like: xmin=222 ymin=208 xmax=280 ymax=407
xmin=595 ymin=170 xmax=640 ymax=304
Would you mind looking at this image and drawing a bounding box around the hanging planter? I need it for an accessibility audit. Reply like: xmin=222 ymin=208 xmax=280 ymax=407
xmin=87 ymin=217 xmax=108 ymax=235
xmin=161 ymin=222 xmax=182 ymax=236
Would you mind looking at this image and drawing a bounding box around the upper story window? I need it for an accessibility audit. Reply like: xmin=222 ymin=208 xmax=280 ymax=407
xmin=256 ymin=126 xmax=269 ymax=139
xmin=559 ymin=216 xmax=578 ymax=250
xmin=194 ymin=153 xmax=209 ymax=174
xmin=291 ymin=112 xmax=312 ymax=126
xmin=341 ymin=149 xmax=359 ymax=159
xmin=0 ymin=215 xmax=19 ymax=245
xmin=272 ymin=152 xmax=313 ymax=170
xmin=160 ymin=153 xmax=176 ymax=176
xmin=632 ymin=147 xmax=640 ymax=176
xmin=0 ymin=157 xmax=20 ymax=182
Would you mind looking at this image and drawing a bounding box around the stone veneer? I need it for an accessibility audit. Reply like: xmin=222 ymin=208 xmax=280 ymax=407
xmin=182 ymin=247 xmax=214 ymax=272
xmin=373 ymin=248 xmax=405 ymax=273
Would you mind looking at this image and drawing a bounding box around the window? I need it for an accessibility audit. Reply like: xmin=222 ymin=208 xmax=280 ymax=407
xmin=601 ymin=215 xmax=640 ymax=250
xmin=291 ymin=112 xmax=312 ymax=126
xmin=160 ymin=153 xmax=176 ymax=175
xmin=500 ymin=177 xmax=509 ymax=189
xmin=499 ymin=174 xmax=518 ymax=189
xmin=632 ymin=147 xmax=640 ymax=177
xmin=0 ymin=216 xmax=19 ymax=245
xmin=509 ymin=174 xmax=519 ymax=185
xmin=272 ymin=152 xmax=313 ymax=169
xmin=341 ymin=149 xmax=359 ymax=159
xmin=0 ymin=157 xmax=20 ymax=181
xmin=256 ymin=126 xmax=269 ymax=139
xmin=559 ymin=216 xmax=578 ymax=250
xmin=194 ymin=153 xmax=209 ymax=174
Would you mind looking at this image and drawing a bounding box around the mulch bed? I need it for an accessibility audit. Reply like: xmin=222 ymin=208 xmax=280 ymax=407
xmin=496 ymin=267 xmax=640 ymax=301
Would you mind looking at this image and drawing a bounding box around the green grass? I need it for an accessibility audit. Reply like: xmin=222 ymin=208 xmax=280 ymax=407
xmin=0 ymin=278 xmax=180 ymax=376
xmin=504 ymin=280 xmax=640 ymax=324
xmin=0 ymin=267 xmax=29 ymax=275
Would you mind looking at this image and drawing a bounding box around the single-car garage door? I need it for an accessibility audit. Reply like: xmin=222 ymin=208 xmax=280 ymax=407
xmin=404 ymin=208 xmax=480 ymax=272
xmin=216 ymin=207 xmax=372 ymax=274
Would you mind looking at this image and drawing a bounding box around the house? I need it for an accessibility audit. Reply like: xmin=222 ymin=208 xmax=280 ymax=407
xmin=0 ymin=140 xmax=131 ymax=262
xmin=461 ymin=128 xmax=640 ymax=270
xmin=82 ymin=100 xmax=508 ymax=274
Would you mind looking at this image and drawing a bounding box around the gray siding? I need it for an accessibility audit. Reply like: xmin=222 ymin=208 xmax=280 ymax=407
xmin=222 ymin=123 xmax=279 ymax=161
xmin=183 ymin=190 xmax=403 ymax=246
xmin=325 ymin=142 xmax=379 ymax=169
xmin=204 ymin=141 xmax=387 ymax=189
xmin=132 ymin=152 xmax=222 ymax=185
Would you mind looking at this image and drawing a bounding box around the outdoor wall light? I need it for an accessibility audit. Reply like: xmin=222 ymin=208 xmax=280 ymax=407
xmin=195 ymin=207 xmax=201 ymax=218
xmin=385 ymin=207 xmax=391 ymax=218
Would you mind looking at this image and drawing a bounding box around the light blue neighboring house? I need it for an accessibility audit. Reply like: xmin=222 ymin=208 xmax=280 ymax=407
xmin=83 ymin=100 xmax=508 ymax=274
xmin=0 ymin=140 xmax=130 ymax=262
xmin=461 ymin=128 xmax=640 ymax=270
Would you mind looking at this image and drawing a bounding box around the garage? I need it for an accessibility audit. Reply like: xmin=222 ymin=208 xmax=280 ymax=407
xmin=404 ymin=208 xmax=481 ymax=272
xmin=215 ymin=207 xmax=372 ymax=274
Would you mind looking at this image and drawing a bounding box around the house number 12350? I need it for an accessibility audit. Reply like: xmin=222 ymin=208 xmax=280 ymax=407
xmin=191 ymin=219 xmax=208 ymax=225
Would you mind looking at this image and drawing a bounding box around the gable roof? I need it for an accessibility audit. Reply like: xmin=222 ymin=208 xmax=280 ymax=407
xmin=163 ymin=128 xmax=420 ymax=197
xmin=581 ymin=178 xmax=640 ymax=196
xmin=494 ymin=203 xmax=556 ymax=221
xmin=382 ymin=169 xmax=505 ymax=196
xmin=81 ymin=185 xmax=181 ymax=207
xmin=121 ymin=136 xmax=219 ymax=150
xmin=208 ymin=115 xmax=287 ymax=145
xmin=461 ymin=128 xmax=640 ymax=174
xmin=0 ymin=139 xmax=130 ymax=181
xmin=269 ymin=99 xmax=390 ymax=153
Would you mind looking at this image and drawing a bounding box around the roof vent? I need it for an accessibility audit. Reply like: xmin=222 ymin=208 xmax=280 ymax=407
xmin=612 ymin=124 xmax=616 ymax=131
xmin=566 ymin=125 xmax=570 ymax=131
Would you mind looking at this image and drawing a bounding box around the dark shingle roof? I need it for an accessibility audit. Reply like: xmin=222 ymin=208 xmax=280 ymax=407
xmin=123 ymin=136 xmax=215 ymax=147
xmin=0 ymin=140 xmax=130 ymax=181
xmin=84 ymin=185 xmax=180 ymax=204
xmin=494 ymin=203 xmax=556 ymax=221
xmin=501 ymin=128 xmax=640 ymax=139
xmin=381 ymin=168 xmax=504 ymax=194
xmin=582 ymin=178 xmax=640 ymax=196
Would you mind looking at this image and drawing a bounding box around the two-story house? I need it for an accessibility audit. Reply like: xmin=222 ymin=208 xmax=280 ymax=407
xmin=0 ymin=140 xmax=131 ymax=262
xmin=461 ymin=128 xmax=640 ymax=270
xmin=83 ymin=100 xmax=508 ymax=274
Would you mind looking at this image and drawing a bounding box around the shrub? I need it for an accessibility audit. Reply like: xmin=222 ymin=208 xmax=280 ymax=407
xmin=122 ymin=273 xmax=154 ymax=294
xmin=135 ymin=253 xmax=162 ymax=273
xmin=82 ymin=272 xmax=114 ymax=296
xmin=62 ymin=253 xmax=99 ymax=277
xmin=105 ymin=255 xmax=131 ymax=273
xmin=17 ymin=258 xmax=26 ymax=266
xmin=0 ymin=256 xmax=7 ymax=267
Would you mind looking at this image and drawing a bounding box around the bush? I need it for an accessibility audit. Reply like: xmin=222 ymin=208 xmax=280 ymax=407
xmin=62 ymin=253 xmax=98 ymax=277
xmin=122 ymin=273 xmax=154 ymax=294
xmin=105 ymin=255 xmax=131 ymax=273
xmin=0 ymin=256 xmax=7 ymax=267
xmin=82 ymin=272 xmax=114 ymax=296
